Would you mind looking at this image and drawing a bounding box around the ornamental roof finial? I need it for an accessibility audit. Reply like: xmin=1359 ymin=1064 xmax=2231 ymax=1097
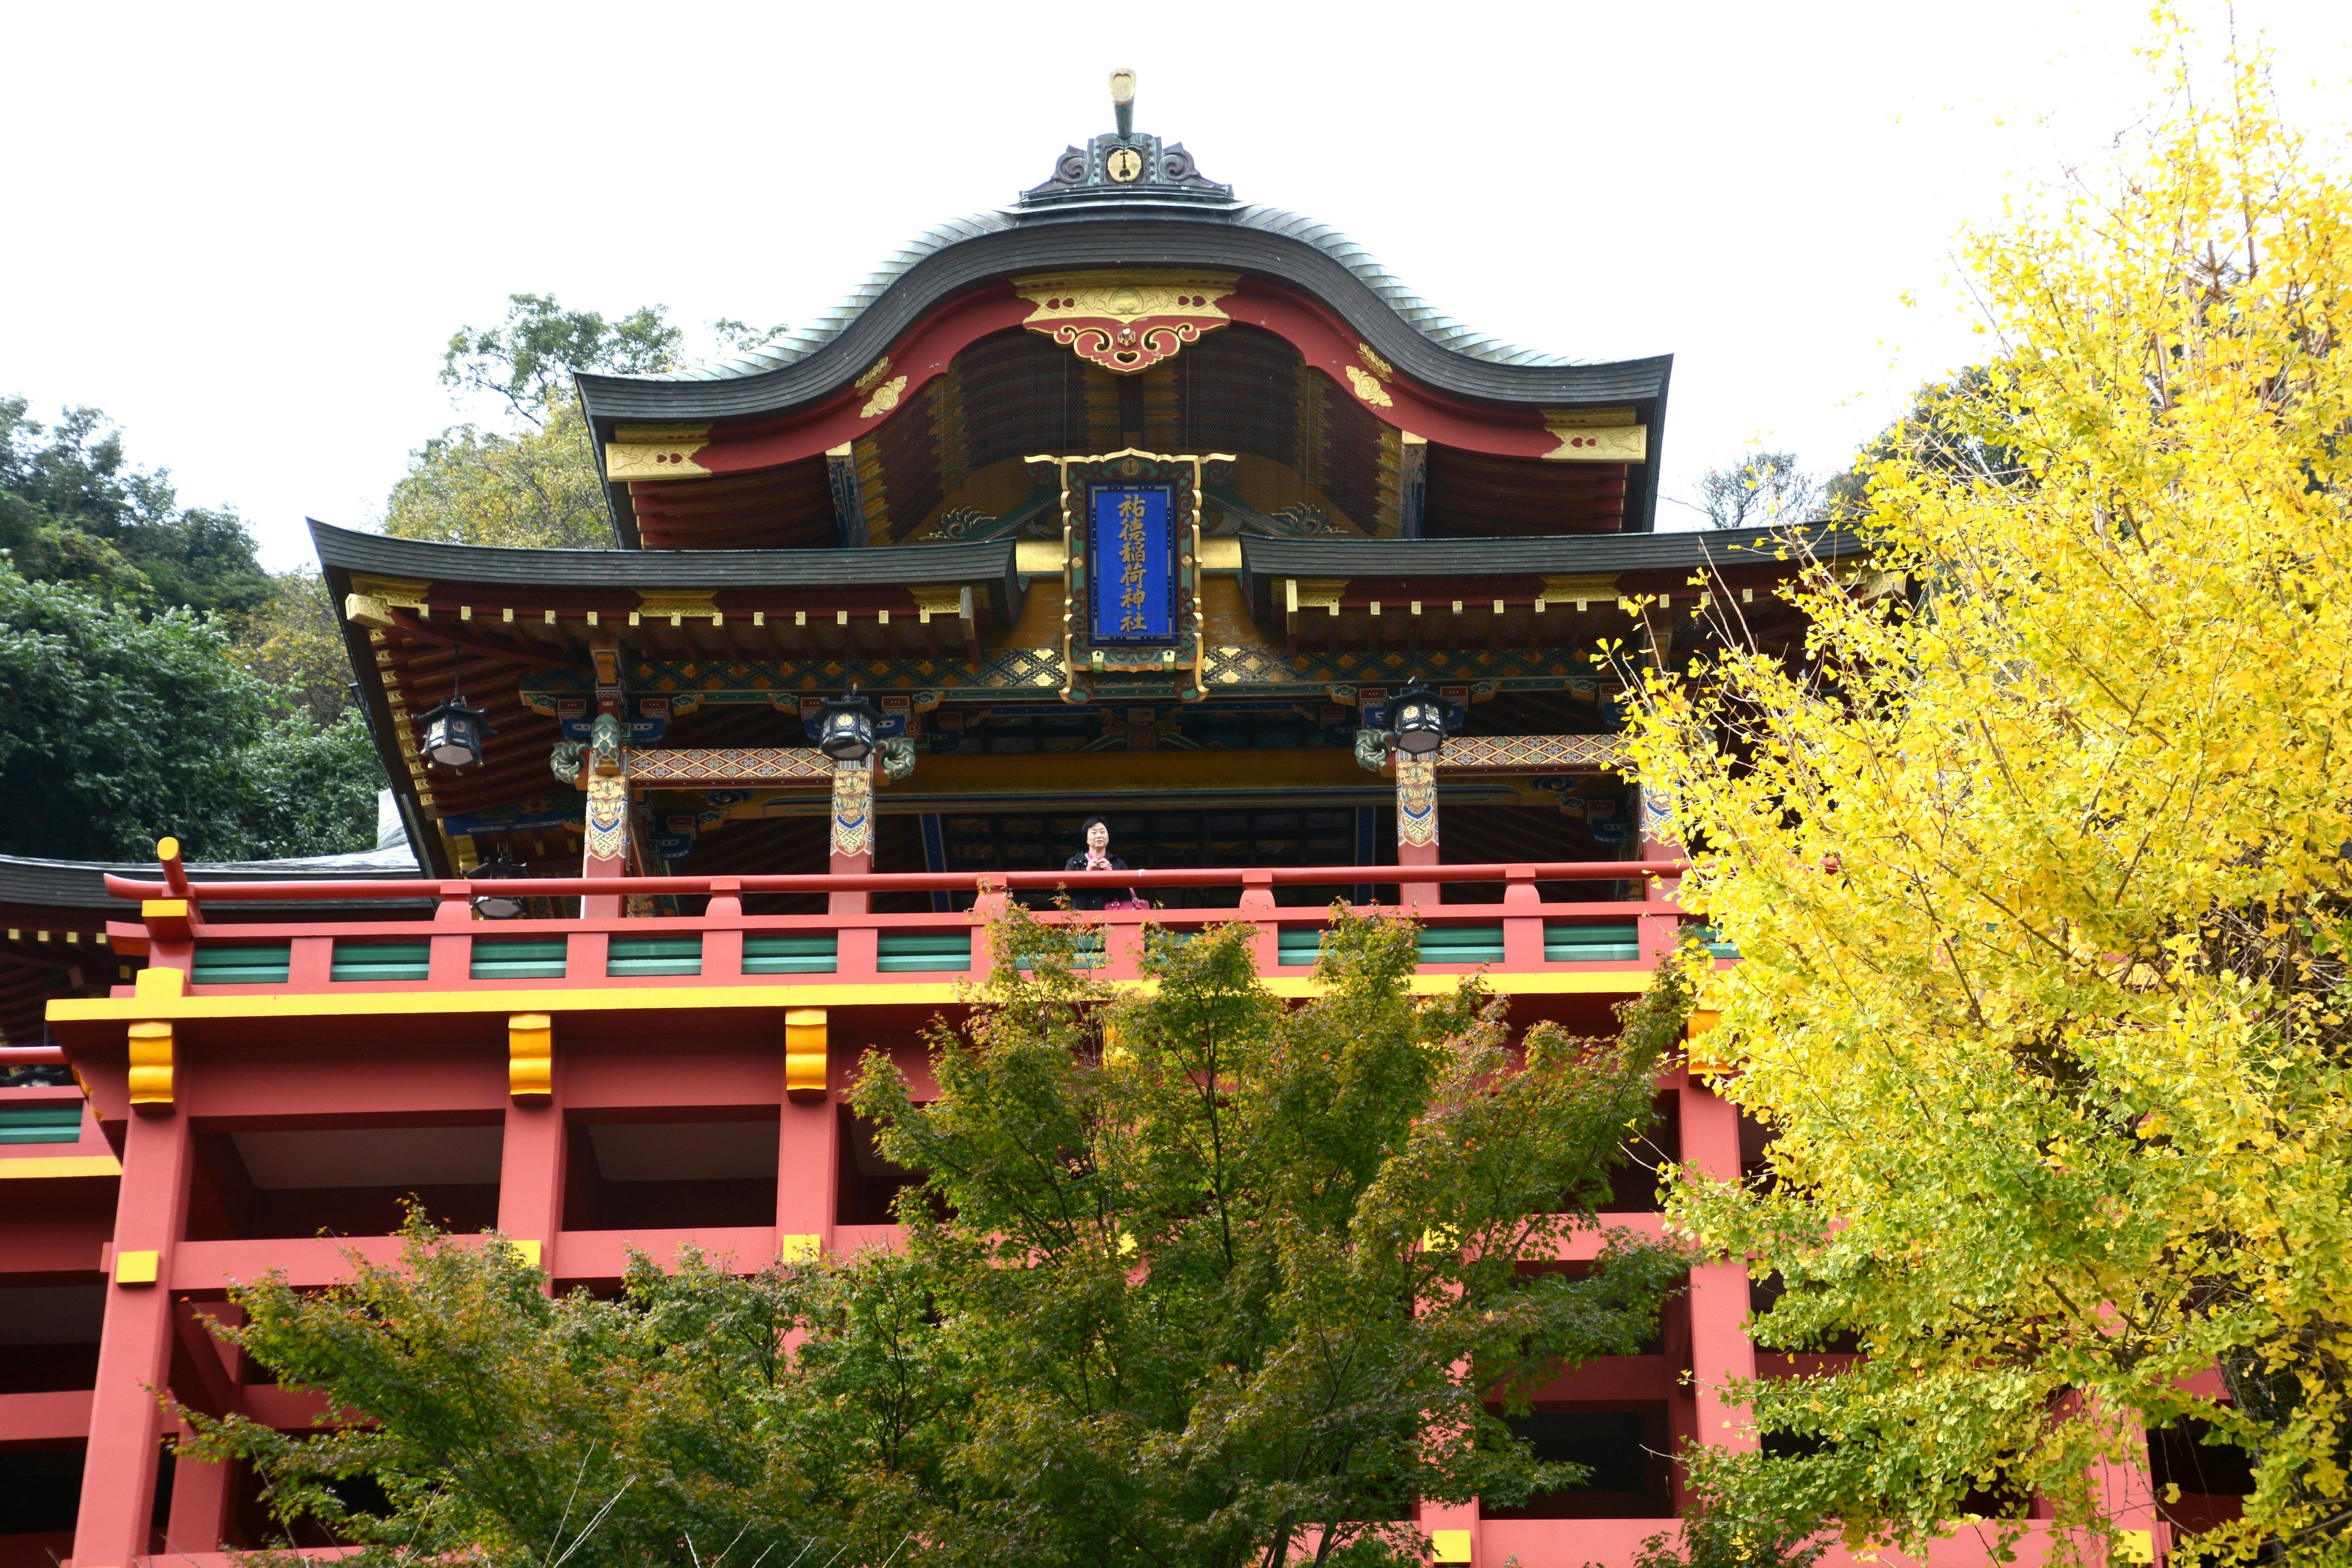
xmin=1110 ymin=68 xmax=1136 ymax=138
xmin=1019 ymin=69 xmax=1232 ymax=207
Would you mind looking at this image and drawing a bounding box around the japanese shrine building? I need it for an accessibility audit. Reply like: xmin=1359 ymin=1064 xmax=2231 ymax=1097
xmin=0 ymin=77 xmax=2183 ymax=1568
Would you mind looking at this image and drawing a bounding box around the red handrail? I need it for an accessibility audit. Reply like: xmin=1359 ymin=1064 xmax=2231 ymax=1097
xmin=102 ymin=860 xmax=1688 ymax=906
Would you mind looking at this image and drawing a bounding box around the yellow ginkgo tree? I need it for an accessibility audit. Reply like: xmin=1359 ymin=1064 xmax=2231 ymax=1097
xmin=1626 ymin=23 xmax=2352 ymax=1568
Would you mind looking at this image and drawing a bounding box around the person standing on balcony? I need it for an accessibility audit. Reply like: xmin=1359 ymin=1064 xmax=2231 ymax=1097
xmin=1065 ymin=816 xmax=1139 ymax=911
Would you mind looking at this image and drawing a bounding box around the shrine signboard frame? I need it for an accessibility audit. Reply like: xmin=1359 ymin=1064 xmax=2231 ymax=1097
xmin=1027 ymin=447 xmax=1232 ymax=702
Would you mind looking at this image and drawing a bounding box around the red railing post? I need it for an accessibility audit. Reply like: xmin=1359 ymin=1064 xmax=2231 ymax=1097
xmin=970 ymin=877 xmax=1009 ymax=979
xmin=1239 ymin=869 xmax=1281 ymax=972
xmin=430 ymin=883 xmax=472 ymax=982
xmin=1501 ymin=864 xmax=1545 ymax=968
xmin=704 ymin=878 xmax=744 ymax=979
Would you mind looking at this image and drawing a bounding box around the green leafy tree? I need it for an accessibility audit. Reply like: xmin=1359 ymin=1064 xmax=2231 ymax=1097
xmin=232 ymin=567 xmax=356 ymax=727
xmin=186 ymin=911 xmax=1691 ymax=1568
xmin=1627 ymin=26 xmax=2352 ymax=1568
xmin=0 ymin=396 xmax=273 ymax=616
xmin=383 ymin=393 xmax=616 ymax=549
xmin=0 ymin=562 xmax=379 ymax=861
xmin=442 ymin=293 xmax=682 ymax=426
xmin=384 ymin=295 xmax=686 ymax=549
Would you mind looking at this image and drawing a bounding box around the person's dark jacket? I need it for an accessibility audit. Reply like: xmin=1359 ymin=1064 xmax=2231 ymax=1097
xmin=1063 ymin=851 xmax=1131 ymax=911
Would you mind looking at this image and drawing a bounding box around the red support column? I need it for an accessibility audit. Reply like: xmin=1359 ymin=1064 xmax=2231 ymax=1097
xmin=1678 ymin=1072 xmax=1758 ymax=1455
xmin=497 ymin=1014 xmax=565 ymax=1276
xmin=74 ymin=1096 xmax=196 ymax=1567
xmin=778 ymin=1011 xmax=840 ymax=1262
xmin=165 ymin=1303 xmax=246 ymax=1553
xmin=165 ymin=1420 xmax=236 ymax=1551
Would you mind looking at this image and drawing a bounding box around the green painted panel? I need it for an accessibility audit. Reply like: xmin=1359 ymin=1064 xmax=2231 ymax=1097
xmin=1419 ymin=925 xmax=1505 ymax=965
xmin=471 ymin=938 xmax=569 ymax=981
xmin=878 ymin=931 xmax=971 ymax=973
xmin=1277 ymin=929 xmax=1325 ymax=967
xmin=608 ymin=935 xmax=703 ymax=978
xmin=192 ymin=944 xmax=290 ymax=986
xmin=744 ymin=933 xmax=839 ymax=975
xmin=0 ymin=1103 xmax=84 ymax=1144
xmin=332 ymin=941 xmax=431 ymax=982
xmin=1544 ymin=922 xmax=1642 ymax=963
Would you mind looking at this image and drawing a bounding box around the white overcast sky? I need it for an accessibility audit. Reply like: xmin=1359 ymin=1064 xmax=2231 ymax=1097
xmin=4 ymin=1 xmax=2346 ymax=569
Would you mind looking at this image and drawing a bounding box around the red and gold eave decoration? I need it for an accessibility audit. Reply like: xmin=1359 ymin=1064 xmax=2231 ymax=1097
xmin=1011 ymin=270 xmax=1237 ymax=374
xmin=600 ymin=271 xmax=1649 ymax=483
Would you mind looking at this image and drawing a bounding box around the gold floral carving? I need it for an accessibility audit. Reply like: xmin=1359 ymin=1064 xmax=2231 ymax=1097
xmin=1543 ymin=423 xmax=1648 ymax=462
xmin=584 ymin=772 xmax=630 ymax=865
xmin=1355 ymin=341 xmax=1396 ymax=380
xmin=606 ymin=424 xmax=714 ymax=481
xmin=831 ymin=763 xmax=874 ymax=859
xmin=860 ymin=376 xmax=909 ymax=419
xmin=1343 ymin=365 xmax=1394 ymax=408
xmin=1396 ymin=750 xmax=1439 ymax=848
xmin=1013 ymin=270 xmax=1238 ymax=374
xmin=854 ymin=356 xmax=894 ymax=394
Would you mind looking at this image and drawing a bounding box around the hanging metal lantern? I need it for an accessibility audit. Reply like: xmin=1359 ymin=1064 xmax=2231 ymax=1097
xmin=471 ymin=846 xmax=527 ymax=919
xmin=1389 ymin=683 xmax=1448 ymax=756
xmin=814 ymin=690 xmax=880 ymax=763
xmin=417 ymin=699 xmax=493 ymax=769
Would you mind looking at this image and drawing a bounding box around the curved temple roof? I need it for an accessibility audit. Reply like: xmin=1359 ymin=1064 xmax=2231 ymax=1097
xmin=579 ymin=203 xmax=1670 ymax=423
xmin=574 ymin=102 xmax=1673 ymax=549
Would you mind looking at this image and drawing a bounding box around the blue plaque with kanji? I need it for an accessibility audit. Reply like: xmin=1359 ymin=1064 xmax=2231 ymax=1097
xmin=1088 ymin=484 xmax=1176 ymax=644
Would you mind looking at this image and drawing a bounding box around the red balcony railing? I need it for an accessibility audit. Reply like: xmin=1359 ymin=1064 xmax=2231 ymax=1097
xmin=100 ymin=862 xmax=1695 ymax=992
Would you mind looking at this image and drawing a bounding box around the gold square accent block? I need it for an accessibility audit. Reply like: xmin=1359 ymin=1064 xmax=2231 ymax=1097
xmin=115 ymin=1249 xmax=159 ymax=1287
xmin=1430 ymin=1531 xmax=1472 ymax=1564
xmin=509 ymin=1013 xmax=553 ymax=1101
xmin=785 ymin=1008 xmax=828 ymax=1101
xmin=778 ymin=1233 xmax=822 ymax=1264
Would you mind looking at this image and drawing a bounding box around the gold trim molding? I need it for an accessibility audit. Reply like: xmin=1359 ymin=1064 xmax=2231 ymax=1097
xmin=1543 ymin=423 xmax=1648 ymax=462
xmin=606 ymin=424 xmax=713 ymax=481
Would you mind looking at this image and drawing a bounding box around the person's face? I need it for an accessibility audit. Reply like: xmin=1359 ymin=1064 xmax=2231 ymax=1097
xmin=1087 ymin=821 xmax=1110 ymax=853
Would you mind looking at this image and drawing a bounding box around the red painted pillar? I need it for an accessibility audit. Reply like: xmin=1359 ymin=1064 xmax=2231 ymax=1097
xmin=778 ymin=1011 xmax=840 ymax=1260
xmin=165 ymin=1420 xmax=237 ymax=1551
xmin=75 ymin=1099 xmax=196 ymax=1566
xmin=497 ymin=1017 xmax=566 ymax=1276
xmin=165 ymin=1302 xmax=245 ymax=1553
xmin=1678 ymin=1072 xmax=1758 ymax=1455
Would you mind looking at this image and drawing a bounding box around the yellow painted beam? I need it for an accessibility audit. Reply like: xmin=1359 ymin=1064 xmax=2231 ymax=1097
xmin=47 ymin=967 xmax=1653 ymax=1027
xmin=0 ymin=1155 xmax=123 ymax=1180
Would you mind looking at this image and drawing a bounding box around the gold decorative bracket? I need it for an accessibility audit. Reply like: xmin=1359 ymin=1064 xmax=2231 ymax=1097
xmin=1014 ymin=271 xmax=1238 ymax=374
